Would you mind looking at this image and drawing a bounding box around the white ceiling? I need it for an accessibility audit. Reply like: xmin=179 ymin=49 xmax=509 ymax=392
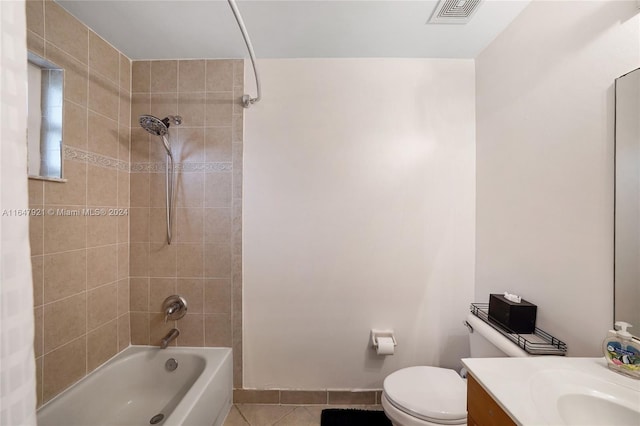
xmin=56 ymin=0 xmax=531 ymax=60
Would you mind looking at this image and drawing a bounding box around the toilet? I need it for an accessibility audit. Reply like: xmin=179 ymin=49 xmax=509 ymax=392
xmin=381 ymin=313 xmax=530 ymax=426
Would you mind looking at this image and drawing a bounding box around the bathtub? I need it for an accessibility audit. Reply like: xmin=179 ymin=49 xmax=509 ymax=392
xmin=37 ymin=346 xmax=232 ymax=426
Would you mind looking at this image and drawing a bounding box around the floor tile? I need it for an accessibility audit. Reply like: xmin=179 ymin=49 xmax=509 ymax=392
xmin=274 ymin=406 xmax=320 ymax=426
xmin=236 ymin=404 xmax=295 ymax=426
xmin=223 ymin=405 xmax=250 ymax=426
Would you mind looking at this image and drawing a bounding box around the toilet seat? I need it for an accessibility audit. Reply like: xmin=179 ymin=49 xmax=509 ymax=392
xmin=383 ymin=366 xmax=467 ymax=425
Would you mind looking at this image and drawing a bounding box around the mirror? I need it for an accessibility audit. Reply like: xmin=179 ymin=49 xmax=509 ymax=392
xmin=27 ymin=51 xmax=64 ymax=181
xmin=614 ymin=67 xmax=640 ymax=337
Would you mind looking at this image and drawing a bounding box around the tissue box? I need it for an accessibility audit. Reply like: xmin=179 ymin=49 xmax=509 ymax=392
xmin=488 ymin=294 xmax=537 ymax=334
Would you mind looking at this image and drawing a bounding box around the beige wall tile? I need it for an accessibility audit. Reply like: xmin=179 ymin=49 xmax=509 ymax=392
xmin=176 ymin=314 xmax=204 ymax=347
xmin=149 ymin=243 xmax=177 ymax=277
xmin=178 ymin=60 xmax=205 ymax=92
xmin=204 ymin=279 xmax=231 ymax=314
xmin=89 ymin=32 xmax=119 ymax=82
xmin=120 ymin=54 xmax=131 ymax=92
xmin=87 ymin=165 xmax=118 ymax=206
xmin=204 ymin=243 xmax=232 ymax=278
xmin=34 ymin=306 xmax=43 ymax=358
xmin=132 ymin=61 xmax=150 ymax=93
xmin=117 ymin=215 xmax=129 ymax=244
xmin=177 ymin=243 xmax=204 ymax=278
xmin=88 ymin=111 xmax=119 ymax=159
xmin=35 ymin=355 xmax=43 ymax=408
xmin=129 ymin=207 xmax=150 ymax=242
xmin=232 ymin=116 xmax=243 ymax=143
xmin=45 ymin=43 xmax=88 ymax=106
xmin=119 ymin=91 xmax=132 ymax=128
xmin=130 ymin=173 xmax=150 ymax=207
xmin=204 ymin=313 xmax=231 ymax=346
xmin=233 ymin=86 xmax=245 ymax=116
xmin=89 ymin=72 xmax=119 ymax=120
xmin=87 ymin=214 xmax=118 ymax=248
xmin=28 ymin=179 xmax=44 ymax=206
xmin=328 ymin=391 xmax=377 ymax=405
xmin=148 ymin=278 xmax=177 ymax=312
xmin=118 ymin=125 xmax=131 ymax=163
xmin=43 ymin=336 xmax=86 ymax=403
xmin=150 ymin=60 xmax=177 ymax=93
xmin=130 ymin=242 xmax=149 ymax=277
xmin=130 ymin=128 xmax=150 ymax=163
xmin=149 ymin=312 xmax=176 ymax=347
xmin=43 ymin=249 xmax=86 ymax=303
xmin=44 ymin=160 xmax=87 ymax=206
xmin=27 ymin=30 xmax=45 ymax=57
xmin=29 ymin=211 xmax=44 ymax=256
xmin=130 ymin=312 xmax=149 ymax=345
xmin=204 ymin=208 xmax=231 ymax=243
xmin=118 ymin=313 xmax=130 ymax=351
xmin=233 ymin=60 xmax=244 ymax=87
xmin=205 ymin=92 xmax=233 ymax=126
xmin=87 ymin=320 xmax=117 ymax=372
xmin=177 ymin=172 xmax=205 ymax=208
xmin=117 ymin=277 xmax=129 ymax=315
xmin=177 ymin=92 xmax=205 ymax=127
xmin=206 ymin=60 xmax=234 ymax=92
xmin=233 ymin=390 xmax=280 ymax=404
xmin=131 ymin=93 xmax=150 ymax=127
xmin=149 ymin=173 xmax=166 ymax=208
xmin=43 ymin=293 xmax=86 ymax=353
xmin=129 ymin=277 xmax=149 ymax=312
xmin=43 ymin=207 xmax=86 ymax=253
xmin=44 ymin=1 xmax=88 ymax=64
xmin=26 ymin=0 xmax=44 ymax=37
xmin=86 ymin=245 xmax=117 ymax=289
xmin=149 ymin=208 xmax=168 ymax=243
xmin=150 ymin=93 xmax=178 ymax=127
xmin=176 ymin=208 xmax=204 ymax=243
xmin=280 ymin=391 xmax=328 ymax=405
xmin=177 ymin=279 xmax=203 ymax=313
xmin=32 ymin=255 xmax=44 ymax=306
xmin=204 ymin=172 xmax=232 ymax=207
xmin=175 ymin=128 xmax=205 ymax=162
xmin=117 ymin=170 xmax=130 ymax=208
xmin=63 ymin=100 xmax=87 ymax=150
xmin=87 ymin=283 xmax=118 ymax=330
xmin=204 ymin=127 xmax=232 ymax=162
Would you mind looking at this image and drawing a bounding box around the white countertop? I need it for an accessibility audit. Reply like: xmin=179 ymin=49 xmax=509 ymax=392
xmin=462 ymin=356 xmax=640 ymax=425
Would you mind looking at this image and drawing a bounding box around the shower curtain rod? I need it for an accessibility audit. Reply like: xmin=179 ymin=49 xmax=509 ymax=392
xmin=227 ymin=0 xmax=261 ymax=108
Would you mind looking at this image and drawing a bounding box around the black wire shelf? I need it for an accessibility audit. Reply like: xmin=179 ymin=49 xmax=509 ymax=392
xmin=470 ymin=303 xmax=567 ymax=356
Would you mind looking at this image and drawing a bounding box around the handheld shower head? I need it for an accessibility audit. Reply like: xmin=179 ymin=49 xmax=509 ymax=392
xmin=138 ymin=114 xmax=182 ymax=157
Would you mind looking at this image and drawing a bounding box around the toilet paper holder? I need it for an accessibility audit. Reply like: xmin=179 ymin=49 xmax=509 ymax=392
xmin=370 ymin=329 xmax=397 ymax=349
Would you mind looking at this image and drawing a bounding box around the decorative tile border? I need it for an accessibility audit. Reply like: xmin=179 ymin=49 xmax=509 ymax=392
xmin=64 ymin=146 xmax=129 ymax=171
xmin=232 ymin=389 xmax=383 ymax=405
xmin=130 ymin=161 xmax=233 ymax=173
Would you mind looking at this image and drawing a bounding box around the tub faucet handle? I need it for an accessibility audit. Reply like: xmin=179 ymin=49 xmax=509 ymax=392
xmin=162 ymin=295 xmax=187 ymax=323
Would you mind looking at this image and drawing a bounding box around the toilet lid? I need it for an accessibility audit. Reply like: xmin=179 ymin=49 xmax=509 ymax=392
xmin=383 ymin=366 xmax=467 ymax=423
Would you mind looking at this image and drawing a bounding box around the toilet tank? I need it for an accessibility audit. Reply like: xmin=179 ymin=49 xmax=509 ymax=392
xmin=466 ymin=313 xmax=529 ymax=358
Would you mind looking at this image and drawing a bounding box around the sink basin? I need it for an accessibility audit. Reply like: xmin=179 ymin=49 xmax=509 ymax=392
xmin=558 ymin=393 xmax=639 ymax=425
xmin=530 ymin=369 xmax=640 ymax=425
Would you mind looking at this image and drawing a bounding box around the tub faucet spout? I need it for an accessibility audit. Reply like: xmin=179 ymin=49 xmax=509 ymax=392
xmin=160 ymin=328 xmax=179 ymax=349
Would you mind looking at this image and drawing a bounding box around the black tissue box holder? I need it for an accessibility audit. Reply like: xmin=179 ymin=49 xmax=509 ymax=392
xmin=488 ymin=294 xmax=537 ymax=334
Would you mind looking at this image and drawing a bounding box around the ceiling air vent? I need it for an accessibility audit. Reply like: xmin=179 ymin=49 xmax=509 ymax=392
xmin=428 ymin=0 xmax=483 ymax=24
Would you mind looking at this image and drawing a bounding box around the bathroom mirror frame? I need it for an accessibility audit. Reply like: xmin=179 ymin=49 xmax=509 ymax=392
xmin=613 ymin=66 xmax=640 ymax=339
xmin=27 ymin=51 xmax=66 ymax=183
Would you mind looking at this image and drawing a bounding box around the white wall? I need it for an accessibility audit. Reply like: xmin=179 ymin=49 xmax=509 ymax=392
xmin=475 ymin=0 xmax=640 ymax=356
xmin=244 ymin=59 xmax=475 ymax=389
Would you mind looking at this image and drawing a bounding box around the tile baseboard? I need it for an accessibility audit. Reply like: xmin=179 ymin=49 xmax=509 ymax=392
xmin=233 ymin=389 xmax=383 ymax=405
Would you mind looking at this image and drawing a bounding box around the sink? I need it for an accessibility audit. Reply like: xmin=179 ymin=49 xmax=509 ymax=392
xmin=558 ymin=393 xmax=639 ymax=425
xmin=530 ymin=369 xmax=640 ymax=425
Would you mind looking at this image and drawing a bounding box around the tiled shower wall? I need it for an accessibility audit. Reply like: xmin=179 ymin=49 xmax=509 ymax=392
xmin=128 ymin=59 xmax=244 ymax=387
xmin=26 ymin=0 xmax=131 ymax=406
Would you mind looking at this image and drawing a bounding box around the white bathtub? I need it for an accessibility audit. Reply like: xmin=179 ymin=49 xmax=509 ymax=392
xmin=37 ymin=346 xmax=232 ymax=426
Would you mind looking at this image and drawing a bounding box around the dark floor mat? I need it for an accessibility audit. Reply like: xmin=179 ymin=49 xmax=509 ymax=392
xmin=320 ymin=408 xmax=392 ymax=426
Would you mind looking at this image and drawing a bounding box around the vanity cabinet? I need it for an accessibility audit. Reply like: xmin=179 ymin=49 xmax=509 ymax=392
xmin=467 ymin=374 xmax=516 ymax=426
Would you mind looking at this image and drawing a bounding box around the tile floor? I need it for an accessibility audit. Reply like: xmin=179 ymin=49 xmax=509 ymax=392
xmin=223 ymin=404 xmax=384 ymax=426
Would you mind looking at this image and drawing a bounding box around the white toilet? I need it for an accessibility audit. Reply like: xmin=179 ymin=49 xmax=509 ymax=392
xmin=381 ymin=313 xmax=530 ymax=426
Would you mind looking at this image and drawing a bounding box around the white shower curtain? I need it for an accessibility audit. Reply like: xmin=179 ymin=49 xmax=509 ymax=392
xmin=0 ymin=0 xmax=38 ymax=425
